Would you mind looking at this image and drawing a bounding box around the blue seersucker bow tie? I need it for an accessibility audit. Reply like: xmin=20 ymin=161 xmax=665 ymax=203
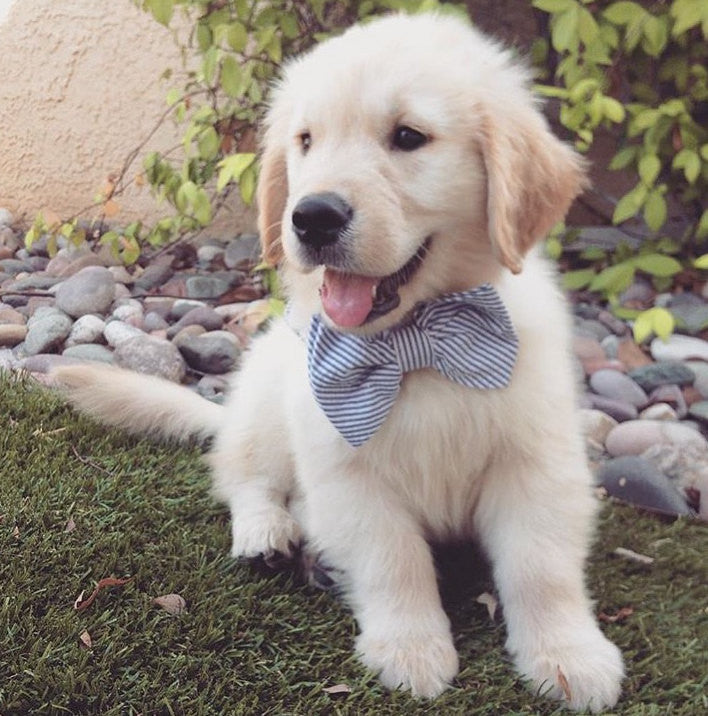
xmin=307 ymin=283 xmax=519 ymax=447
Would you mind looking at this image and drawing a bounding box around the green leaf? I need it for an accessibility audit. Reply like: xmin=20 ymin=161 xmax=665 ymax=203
xmin=613 ymin=184 xmax=647 ymax=224
xmin=603 ymin=1 xmax=644 ymax=25
xmin=638 ymin=153 xmax=660 ymax=185
xmin=642 ymin=15 xmax=668 ymax=56
xmin=609 ymin=146 xmax=638 ymax=170
xmin=221 ymin=55 xmax=243 ymax=97
xmin=632 ymin=309 xmax=653 ymax=343
xmin=670 ymin=0 xmax=706 ymax=37
xmin=672 ymin=148 xmax=701 ymax=183
xmin=589 ymin=261 xmax=635 ymax=294
xmin=693 ymin=253 xmax=708 ymax=270
xmin=602 ymin=96 xmax=626 ymax=123
xmin=545 ymin=236 xmax=562 ymax=260
xmin=532 ymin=0 xmax=573 ymax=12
xmin=148 ymin=0 xmax=174 ymax=27
xmin=216 ymin=153 xmax=256 ymax=192
xmin=197 ymin=126 xmax=220 ymax=160
xmin=652 ymin=307 xmax=675 ymax=341
xmin=633 ymin=253 xmax=682 ymax=277
xmin=561 ymin=268 xmax=596 ymax=290
xmin=551 ymin=5 xmax=580 ymax=52
xmin=696 ymin=210 xmax=708 ymax=240
xmin=239 ymin=164 xmax=257 ymax=205
xmin=643 ymin=190 xmax=667 ymax=231
xmin=226 ymin=22 xmax=248 ymax=52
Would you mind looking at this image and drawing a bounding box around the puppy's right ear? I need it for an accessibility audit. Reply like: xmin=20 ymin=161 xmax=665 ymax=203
xmin=257 ymin=128 xmax=288 ymax=266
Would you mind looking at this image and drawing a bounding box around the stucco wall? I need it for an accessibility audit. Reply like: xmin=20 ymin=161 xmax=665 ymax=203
xmin=0 ymin=0 xmax=255 ymax=233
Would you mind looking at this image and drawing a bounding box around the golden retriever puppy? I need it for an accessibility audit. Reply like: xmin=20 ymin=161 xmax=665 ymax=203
xmin=54 ymin=12 xmax=623 ymax=711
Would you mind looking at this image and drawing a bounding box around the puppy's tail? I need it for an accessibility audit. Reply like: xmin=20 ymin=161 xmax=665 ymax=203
xmin=51 ymin=364 xmax=224 ymax=442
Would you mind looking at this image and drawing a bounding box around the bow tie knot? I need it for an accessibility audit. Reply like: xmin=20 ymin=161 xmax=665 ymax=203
xmin=307 ymin=283 xmax=518 ymax=447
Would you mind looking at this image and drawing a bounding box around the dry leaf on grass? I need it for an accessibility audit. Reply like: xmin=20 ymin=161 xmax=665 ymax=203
xmin=598 ymin=606 xmax=634 ymax=623
xmin=74 ymin=577 xmax=133 ymax=612
xmin=153 ymin=593 xmax=187 ymax=615
xmin=476 ymin=591 xmax=498 ymax=621
xmin=613 ymin=547 xmax=654 ymax=565
xmin=323 ymin=684 xmax=351 ymax=695
xmin=64 ymin=517 xmax=76 ymax=533
xmin=557 ymin=665 xmax=573 ymax=702
xmin=78 ymin=630 xmax=92 ymax=649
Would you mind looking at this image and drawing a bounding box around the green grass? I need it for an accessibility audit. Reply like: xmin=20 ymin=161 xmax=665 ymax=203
xmin=1 ymin=372 xmax=706 ymax=715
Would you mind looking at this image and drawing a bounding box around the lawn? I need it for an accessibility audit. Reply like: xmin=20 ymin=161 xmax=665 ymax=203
xmin=1 ymin=372 xmax=706 ymax=715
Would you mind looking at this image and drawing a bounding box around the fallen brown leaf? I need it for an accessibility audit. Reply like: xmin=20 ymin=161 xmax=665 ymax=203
xmin=78 ymin=630 xmax=93 ymax=649
xmin=12 ymin=525 xmax=19 ymax=539
xmin=64 ymin=517 xmax=76 ymax=533
xmin=74 ymin=576 xmax=133 ymax=612
xmin=557 ymin=665 xmax=573 ymax=702
xmin=323 ymin=683 xmax=351 ymax=695
xmin=598 ymin=606 xmax=634 ymax=624
xmin=475 ymin=591 xmax=498 ymax=621
xmin=153 ymin=593 xmax=187 ymax=615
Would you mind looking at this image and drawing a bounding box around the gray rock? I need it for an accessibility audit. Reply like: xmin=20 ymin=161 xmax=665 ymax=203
xmin=628 ymin=361 xmax=695 ymax=392
xmin=54 ymin=266 xmax=116 ymax=318
xmin=114 ymin=334 xmax=186 ymax=382
xmin=177 ymin=330 xmax=239 ymax=374
xmin=224 ymin=234 xmax=260 ymax=269
xmin=687 ymin=400 xmax=708 ymax=424
xmin=65 ymin=314 xmax=106 ymax=347
xmin=111 ymin=299 xmax=144 ymax=324
xmin=0 ymin=227 xmax=21 ymax=251
xmin=4 ymin=274 xmax=62 ymax=292
xmin=0 ymin=258 xmax=33 ymax=276
xmin=0 ymin=208 xmax=13 ymax=227
xmin=586 ymin=394 xmax=638 ymax=422
xmin=22 ymin=310 xmax=73 ymax=355
xmin=605 ymin=419 xmax=707 ymax=457
xmin=103 ymin=320 xmax=144 ymax=347
xmin=589 ymin=369 xmax=648 ymax=407
xmin=166 ymin=306 xmax=223 ymax=339
xmin=668 ymin=301 xmax=708 ymax=335
xmin=685 ymin=361 xmax=708 ymax=398
xmin=600 ymin=334 xmax=620 ymax=359
xmin=169 ymin=299 xmax=207 ymax=320
xmin=574 ymin=317 xmax=611 ymax=342
xmin=62 ymin=344 xmax=114 ymax=363
xmin=132 ymin=262 xmax=174 ymax=293
xmin=597 ymin=456 xmax=693 ymax=516
xmin=650 ymin=335 xmax=708 ymax=362
xmin=184 ymin=275 xmax=230 ymax=300
xmin=143 ymin=311 xmax=169 ymax=332
xmin=646 ymin=383 xmax=688 ymax=418
xmin=197 ymin=244 xmax=225 ymax=267
xmin=597 ymin=310 xmax=629 ymax=336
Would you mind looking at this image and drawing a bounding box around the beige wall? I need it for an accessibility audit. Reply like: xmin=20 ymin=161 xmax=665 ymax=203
xmin=0 ymin=0 xmax=255 ymax=234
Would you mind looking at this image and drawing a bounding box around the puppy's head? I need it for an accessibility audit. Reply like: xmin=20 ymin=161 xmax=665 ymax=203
xmin=258 ymin=13 xmax=587 ymax=332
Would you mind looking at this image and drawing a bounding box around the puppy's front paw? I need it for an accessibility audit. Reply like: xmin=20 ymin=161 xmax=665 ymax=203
xmin=356 ymin=626 xmax=459 ymax=698
xmin=515 ymin=628 xmax=623 ymax=712
xmin=230 ymin=507 xmax=302 ymax=562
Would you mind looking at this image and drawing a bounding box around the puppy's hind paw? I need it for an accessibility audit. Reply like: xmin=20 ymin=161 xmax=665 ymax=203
xmin=230 ymin=507 xmax=303 ymax=563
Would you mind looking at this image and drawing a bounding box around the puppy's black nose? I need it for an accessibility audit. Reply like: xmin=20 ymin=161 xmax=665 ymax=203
xmin=292 ymin=192 xmax=353 ymax=248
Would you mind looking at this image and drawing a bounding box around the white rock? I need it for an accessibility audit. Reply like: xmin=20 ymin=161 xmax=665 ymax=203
xmin=103 ymin=320 xmax=144 ymax=347
xmin=650 ymin=335 xmax=708 ymax=362
xmin=580 ymin=409 xmax=617 ymax=445
xmin=606 ymin=419 xmax=707 ymax=457
xmin=0 ymin=208 xmax=14 ymax=227
xmin=639 ymin=403 xmax=678 ymax=421
xmin=65 ymin=314 xmax=106 ymax=347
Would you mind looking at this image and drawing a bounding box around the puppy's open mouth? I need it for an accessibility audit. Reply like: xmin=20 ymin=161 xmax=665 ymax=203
xmin=320 ymin=237 xmax=431 ymax=328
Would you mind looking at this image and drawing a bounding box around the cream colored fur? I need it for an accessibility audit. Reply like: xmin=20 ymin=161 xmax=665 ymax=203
xmin=53 ymin=13 xmax=623 ymax=711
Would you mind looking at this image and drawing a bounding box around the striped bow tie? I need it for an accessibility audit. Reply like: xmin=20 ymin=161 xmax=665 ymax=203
xmin=307 ymin=283 xmax=518 ymax=447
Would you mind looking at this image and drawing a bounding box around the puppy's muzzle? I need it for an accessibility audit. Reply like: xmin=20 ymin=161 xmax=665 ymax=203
xmin=292 ymin=192 xmax=353 ymax=249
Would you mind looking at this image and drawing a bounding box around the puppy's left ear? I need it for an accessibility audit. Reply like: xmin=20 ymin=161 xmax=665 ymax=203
xmin=481 ymin=108 xmax=588 ymax=274
xmin=257 ymin=128 xmax=289 ymax=266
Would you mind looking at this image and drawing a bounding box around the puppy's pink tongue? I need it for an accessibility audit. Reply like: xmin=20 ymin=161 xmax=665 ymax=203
xmin=321 ymin=269 xmax=377 ymax=328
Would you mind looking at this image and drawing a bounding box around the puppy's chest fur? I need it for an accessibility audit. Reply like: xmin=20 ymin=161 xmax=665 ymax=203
xmin=331 ymin=370 xmax=507 ymax=540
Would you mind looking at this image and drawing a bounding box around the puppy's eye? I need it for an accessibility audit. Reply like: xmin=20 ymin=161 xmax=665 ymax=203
xmin=299 ymin=131 xmax=312 ymax=153
xmin=392 ymin=125 xmax=428 ymax=151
